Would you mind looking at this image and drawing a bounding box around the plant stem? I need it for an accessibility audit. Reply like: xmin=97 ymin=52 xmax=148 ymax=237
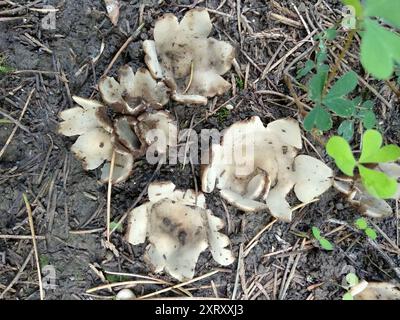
xmin=323 ymin=30 xmax=356 ymax=96
xmin=284 ymin=74 xmax=306 ymax=117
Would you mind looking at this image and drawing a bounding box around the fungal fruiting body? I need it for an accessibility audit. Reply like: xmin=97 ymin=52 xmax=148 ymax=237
xmin=143 ymin=8 xmax=235 ymax=105
xmin=125 ymin=181 xmax=234 ymax=281
xmin=201 ymin=116 xmax=333 ymax=222
xmin=58 ymin=65 xmax=177 ymax=184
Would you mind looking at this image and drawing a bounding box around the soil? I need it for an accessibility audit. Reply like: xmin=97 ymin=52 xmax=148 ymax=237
xmin=0 ymin=0 xmax=399 ymax=300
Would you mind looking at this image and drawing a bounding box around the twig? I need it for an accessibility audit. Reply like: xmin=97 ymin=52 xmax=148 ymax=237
xmin=137 ymin=270 xmax=220 ymax=300
xmin=231 ymin=244 xmax=243 ymax=300
xmin=0 ymin=89 xmax=34 ymax=160
xmin=323 ymin=30 xmax=355 ymax=96
xmin=0 ymin=249 xmax=34 ymax=299
xmin=23 ymin=193 xmax=44 ymax=300
xmin=102 ymin=23 xmax=144 ymax=77
xmin=106 ymin=151 xmax=116 ymax=242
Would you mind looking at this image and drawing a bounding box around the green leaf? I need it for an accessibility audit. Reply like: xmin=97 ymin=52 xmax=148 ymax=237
xmin=358 ymin=110 xmax=376 ymax=129
xmin=341 ymin=0 xmax=363 ymax=18
xmin=362 ymin=100 xmax=374 ymax=110
xmin=316 ymin=51 xmax=328 ymax=67
xmin=325 ymin=71 xmax=358 ymax=100
xmin=297 ymin=60 xmax=315 ymax=79
xmin=323 ymin=98 xmax=356 ymax=117
xmin=309 ymin=66 xmax=329 ymax=102
xmin=358 ymin=165 xmax=398 ymax=199
xmin=110 ymin=221 xmax=123 ymax=233
xmin=342 ymin=292 xmax=354 ymax=300
xmin=338 ymin=120 xmax=354 ymax=141
xmin=312 ymin=226 xmax=322 ymax=240
xmin=319 ymin=238 xmax=334 ymax=251
xmin=304 ymin=105 xmax=332 ymax=132
xmin=361 ymin=19 xmax=400 ymax=80
xmin=326 ymin=136 xmax=357 ymax=176
xmin=325 ymin=28 xmax=338 ymax=41
xmin=359 ymin=130 xmax=400 ymax=163
xmin=365 ymin=227 xmax=378 ymax=240
xmin=364 ymin=0 xmax=400 ymax=29
xmin=355 ymin=218 xmax=368 ymax=230
xmin=362 ymin=145 xmax=400 ymax=163
xmin=352 ymin=96 xmax=362 ymax=107
xmin=346 ymin=273 xmax=359 ymax=287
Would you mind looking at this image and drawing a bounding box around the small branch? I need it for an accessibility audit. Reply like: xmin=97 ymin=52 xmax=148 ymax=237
xmin=23 ymin=193 xmax=44 ymax=300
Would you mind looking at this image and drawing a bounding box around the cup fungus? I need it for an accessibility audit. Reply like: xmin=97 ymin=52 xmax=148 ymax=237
xmin=125 ymin=181 xmax=234 ymax=281
xmin=201 ymin=116 xmax=333 ymax=222
xmin=333 ymin=162 xmax=400 ymax=218
xmin=58 ymin=65 xmax=178 ymax=184
xmin=143 ymin=8 xmax=235 ymax=105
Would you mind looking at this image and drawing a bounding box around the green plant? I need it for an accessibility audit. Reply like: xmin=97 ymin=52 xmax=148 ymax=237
xmin=355 ymin=217 xmax=377 ymax=240
xmin=110 ymin=220 xmax=123 ymax=233
xmin=304 ymin=70 xmax=359 ymax=132
xmin=105 ymin=274 xmax=131 ymax=283
xmin=312 ymin=226 xmax=334 ymax=251
xmin=297 ymin=29 xmax=378 ymax=136
xmin=216 ymin=107 xmax=230 ymax=123
xmin=236 ymin=77 xmax=244 ymax=91
xmin=0 ymin=54 xmax=13 ymax=74
xmin=326 ymin=129 xmax=400 ymax=198
xmin=342 ymin=272 xmax=359 ymax=300
xmin=341 ymin=0 xmax=400 ymax=80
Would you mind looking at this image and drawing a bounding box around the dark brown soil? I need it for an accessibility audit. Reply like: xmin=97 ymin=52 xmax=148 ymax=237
xmin=0 ymin=0 xmax=399 ymax=300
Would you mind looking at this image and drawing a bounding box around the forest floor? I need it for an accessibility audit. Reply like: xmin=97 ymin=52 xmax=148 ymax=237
xmin=0 ymin=0 xmax=399 ymax=300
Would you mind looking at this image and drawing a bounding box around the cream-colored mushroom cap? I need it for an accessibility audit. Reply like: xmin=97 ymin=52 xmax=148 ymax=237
xmin=125 ymin=181 xmax=234 ymax=281
xmin=99 ymin=65 xmax=169 ymax=114
xmin=58 ymin=96 xmax=134 ymax=184
xmin=202 ymin=116 xmax=333 ymax=222
xmin=143 ymin=8 xmax=235 ymax=105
